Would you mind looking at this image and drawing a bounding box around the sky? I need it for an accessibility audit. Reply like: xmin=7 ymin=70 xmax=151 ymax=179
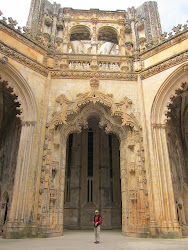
xmin=0 ymin=0 xmax=187 ymax=33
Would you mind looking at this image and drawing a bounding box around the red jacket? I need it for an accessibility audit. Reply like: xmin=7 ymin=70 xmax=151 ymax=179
xmin=94 ymin=215 xmax=102 ymax=226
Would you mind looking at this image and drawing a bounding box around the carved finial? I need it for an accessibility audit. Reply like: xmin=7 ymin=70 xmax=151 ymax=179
xmin=0 ymin=56 xmax=8 ymax=66
xmin=2 ymin=17 xmax=7 ymax=23
xmin=183 ymin=24 xmax=188 ymax=31
xmin=168 ymin=32 xmax=173 ymax=38
xmin=8 ymin=17 xmax=18 ymax=28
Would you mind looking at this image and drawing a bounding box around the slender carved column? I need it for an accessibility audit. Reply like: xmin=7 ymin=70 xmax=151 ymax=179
xmin=137 ymin=75 xmax=156 ymax=232
xmin=120 ymin=139 xmax=129 ymax=235
xmin=152 ymin=124 xmax=181 ymax=236
xmin=91 ymin=21 xmax=97 ymax=54
xmin=6 ymin=121 xmax=36 ymax=231
xmin=69 ymin=133 xmax=81 ymax=228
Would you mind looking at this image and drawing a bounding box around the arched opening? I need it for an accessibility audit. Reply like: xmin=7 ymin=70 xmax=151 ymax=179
xmin=151 ymin=64 xmax=188 ymax=237
xmin=70 ymin=25 xmax=91 ymax=41
xmin=166 ymin=83 xmax=188 ymax=235
xmin=69 ymin=25 xmax=91 ymax=54
xmin=182 ymin=186 xmax=188 ymax=224
xmin=63 ymin=116 xmax=122 ymax=229
xmin=98 ymin=27 xmax=118 ymax=44
xmin=97 ymin=27 xmax=119 ymax=55
xmin=0 ymin=80 xmax=21 ymax=234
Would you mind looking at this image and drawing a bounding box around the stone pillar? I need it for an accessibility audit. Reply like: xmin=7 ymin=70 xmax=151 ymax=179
xmin=91 ymin=22 xmax=97 ymax=54
xmin=111 ymin=135 xmax=121 ymax=228
xmin=62 ymin=22 xmax=69 ymax=53
xmin=69 ymin=133 xmax=81 ymax=228
xmin=59 ymin=139 xmax=66 ymax=233
xmin=6 ymin=121 xmax=36 ymax=237
xmin=120 ymin=139 xmax=129 ymax=235
xmin=152 ymin=124 xmax=181 ymax=237
xmin=100 ymin=131 xmax=111 ymax=228
xmin=51 ymin=14 xmax=58 ymax=43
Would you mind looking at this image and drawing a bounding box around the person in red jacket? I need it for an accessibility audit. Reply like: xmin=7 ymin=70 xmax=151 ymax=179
xmin=93 ymin=210 xmax=102 ymax=244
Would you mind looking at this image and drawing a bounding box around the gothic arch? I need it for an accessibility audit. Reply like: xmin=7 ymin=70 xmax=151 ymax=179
xmin=0 ymin=58 xmax=38 ymax=237
xmin=0 ymin=58 xmax=37 ymax=122
xmin=151 ymin=63 xmax=188 ymax=125
xmin=149 ymin=63 xmax=188 ymax=237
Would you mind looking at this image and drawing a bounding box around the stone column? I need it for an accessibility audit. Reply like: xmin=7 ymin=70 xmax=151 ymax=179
xmin=120 ymin=139 xmax=129 ymax=235
xmin=100 ymin=131 xmax=111 ymax=228
xmin=51 ymin=14 xmax=58 ymax=43
xmin=91 ymin=22 xmax=98 ymax=54
xmin=58 ymin=139 xmax=66 ymax=234
xmin=69 ymin=133 xmax=81 ymax=228
xmin=6 ymin=121 xmax=36 ymax=237
xmin=152 ymin=124 xmax=181 ymax=237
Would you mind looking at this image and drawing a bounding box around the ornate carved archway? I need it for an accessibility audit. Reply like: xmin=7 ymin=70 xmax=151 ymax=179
xmin=38 ymin=78 xmax=150 ymax=237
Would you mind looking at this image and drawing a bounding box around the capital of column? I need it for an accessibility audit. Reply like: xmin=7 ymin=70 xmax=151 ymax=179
xmin=21 ymin=120 xmax=36 ymax=126
xmin=152 ymin=123 xmax=166 ymax=129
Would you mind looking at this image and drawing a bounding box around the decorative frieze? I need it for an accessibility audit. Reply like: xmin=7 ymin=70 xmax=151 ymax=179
xmin=141 ymin=50 xmax=188 ymax=79
xmin=50 ymin=70 xmax=137 ymax=80
xmin=0 ymin=41 xmax=48 ymax=76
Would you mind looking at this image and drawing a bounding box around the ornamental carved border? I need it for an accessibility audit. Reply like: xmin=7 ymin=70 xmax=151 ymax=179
xmin=49 ymin=77 xmax=139 ymax=131
xmin=141 ymin=50 xmax=188 ymax=80
xmin=141 ymin=31 xmax=188 ymax=60
xmin=0 ymin=41 xmax=48 ymax=76
xmin=50 ymin=70 xmax=137 ymax=80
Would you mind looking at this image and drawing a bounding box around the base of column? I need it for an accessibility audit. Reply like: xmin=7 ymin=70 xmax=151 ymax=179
xmin=122 ymin=225 xmax=182 ymax=239
xmin=4 ymin=222 xmax=63 ymax=239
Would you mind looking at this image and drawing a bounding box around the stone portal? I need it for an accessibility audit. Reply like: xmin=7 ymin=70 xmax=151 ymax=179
xmin=64 ymin=116 xmax=122 ymax=229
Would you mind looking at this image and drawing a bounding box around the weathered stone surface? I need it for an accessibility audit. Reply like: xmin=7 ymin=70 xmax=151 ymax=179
xmin=0 ymin=0 xmax=187 ymax=240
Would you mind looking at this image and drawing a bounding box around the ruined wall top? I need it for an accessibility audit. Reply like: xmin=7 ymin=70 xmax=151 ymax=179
xmin=26 ymin=0 xmax=162 ymax=50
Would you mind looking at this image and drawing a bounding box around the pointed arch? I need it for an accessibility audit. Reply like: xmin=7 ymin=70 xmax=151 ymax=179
xmin=0 ymin=60 xmax=37 ymax=122
xmin=151 ymin=63 xmax=188 ymax=125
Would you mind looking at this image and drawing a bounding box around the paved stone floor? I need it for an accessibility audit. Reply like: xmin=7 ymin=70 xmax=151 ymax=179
xmin=0 ymin=230 xmax=188 ymax=250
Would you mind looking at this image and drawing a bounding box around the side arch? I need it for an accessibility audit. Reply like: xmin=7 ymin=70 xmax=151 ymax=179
xmin=151 ymin=63 xmax=188 ymax=125
xmin=150 ymin=63 xmax=188 ymax=238
xmin=0 ymin=58 xmax=38 ymax=238
xmin=0 ymin=59 xmax=37 ymax=122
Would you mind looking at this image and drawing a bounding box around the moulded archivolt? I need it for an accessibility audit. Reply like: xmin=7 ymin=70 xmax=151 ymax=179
xmin=151 ymin=63 xmax=188 ymax=126
xmin=0 ymin=57 xmax=37 ymax=122
xmin=51 ymin=77 xmax=138 ymax=133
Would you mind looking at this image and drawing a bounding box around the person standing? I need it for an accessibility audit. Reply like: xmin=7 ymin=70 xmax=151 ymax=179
xmin=93 ymin=210 xmax=102 ymax=244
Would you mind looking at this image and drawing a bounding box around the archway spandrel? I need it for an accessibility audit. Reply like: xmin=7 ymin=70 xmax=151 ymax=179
xmin=52 ymin=78 xmax=138 ymax=131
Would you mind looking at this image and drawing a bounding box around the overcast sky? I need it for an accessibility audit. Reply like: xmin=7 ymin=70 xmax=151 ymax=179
xmin=0 ymin=0 xmax=187 ymax=33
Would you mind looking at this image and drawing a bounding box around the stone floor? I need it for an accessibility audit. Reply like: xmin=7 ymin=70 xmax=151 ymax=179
xmin=0 ymin=230 xmax=188 ymax=250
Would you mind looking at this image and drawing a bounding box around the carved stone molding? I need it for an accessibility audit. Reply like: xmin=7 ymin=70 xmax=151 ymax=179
xmin=0 ymin=63 xmax=37 ymax=122
xmin=152 ymin=123 xmax=166 ymax=129
xmin=141 ymin=50 xmax=188 ymax=79
xmin=0 ymin=21 xmax=46 ymax=54
xmin=53 ymin=81 xmax=138 ymax=131
xmin=50 ymin=70 xmax=137 ymax=80
xmin=0 ymin=41 xmax=48 ymax=76
xmin=141 ymin=30 xmax=188 ymax=60
xmin=0 ymin=56 xmax=8 ymax=65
